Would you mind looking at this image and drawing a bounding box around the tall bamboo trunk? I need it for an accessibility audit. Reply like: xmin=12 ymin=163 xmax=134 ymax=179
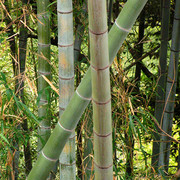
xmin=159 ymin=0 xmax=180 ymax=174
xmin=88 ymin=0 xmax=113 ymax=179
xmin=37 ymin=0 xmax=51 ymax=152
xmin=151 ymin=0 xmax=170 ymax=171
xmin=28 ymin=1 xmax=148 ymax=179
xmin=18 ymin=0 xmax=32 ymax=174
xmin=57 ymin=0 xmax=75 ymax=179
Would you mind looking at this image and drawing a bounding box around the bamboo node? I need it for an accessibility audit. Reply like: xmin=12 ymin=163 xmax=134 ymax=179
xmin=167 ymin=79 xmax=176 ymax=83
xmin=58 ymin=121 xmax=75 ymax=133
xmin=39 ymin=71 xmax=51 ymax=75
xmin=38 ymin=43 xmax=51 ymax=47
xmin=174 ymin=17 xmax=180 ymax=21
xmin=92 ymin=98 xmax=111 ymax=105
xmin=58 ymin=43 xmax=74 ymax=47
xmin=59 ymin=75 xmax=74 ymax=80
xmin=59 ymin=106 xmax=65 ymax=111
xmin=42 ymin=151 xmax=58 ymax=162
xmin=94 ymin=161 xmax=113 ymax=169
xmin=74 ymin=48 xmax=80 ymax=52
xmin=165 ymin=110 xmax=174 ymax=114
xmin=69 ymin=134 xmax=76 ymax=139
xmin=76 ymin=89 xmax=92 ymax=101
xmin=91 ymin=64 xmax=110 ymax=71
xmin=60 ymin=161 xmax=76 ymax=166
xmin=89 ymin=28 xmax=108 ymax=35
xmin=155 ymin=100 xmax=165 ymax=103
xmin=115 ymin=20 xmax=130 ymax=32
xmin=39 ymin=125 xmax=51 ymax=130
xmin=93 ymin=130 xmax=112 ymax=138
xmin=170 ymin=48 xmax=180 ymax=53
xmin=57 ymin=10 xmax=73 ymax=14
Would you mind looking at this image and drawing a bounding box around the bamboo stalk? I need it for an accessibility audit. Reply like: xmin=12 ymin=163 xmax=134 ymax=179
xmin=159 ymin=0 xmax=180 ymax=174
xmin=28 ymin=1 xmax=148 ymax=179
xmin=37 ymin=0 xmax=51 ymax=152
xmin=88 ymin=0 xmax=113 ymax=179
xmin=57 ymin=0 xmax=75 ymax=178
xmin=151 ymin=0 xmax=170 ymax=171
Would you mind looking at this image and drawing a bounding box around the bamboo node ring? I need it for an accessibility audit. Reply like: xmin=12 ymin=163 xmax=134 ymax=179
xmin=86 ymin=166 xmax=92 ymax=171
xmin=94 ymin=161 xmax=113 ymax=169
xmin=38 ymin=43 xmax=51 ymax=47
xmin=74 ymin=48 xmax=80 ymax=52
xmin=58 ymin=121 xmax=74 ymax=133
xmin=59 ymin=106 xmax=65 ymax=111
xmin=39 ymin=125 xmax=51 ymax=130
xmin=174 ymin=17 xmax=180 ymax=21
xmin=156 ymin=100 xmax=165 ymax=103
xmin=57 ymin=10 xmax=73 ymax=14
xmin=93 ymin=130 xmax=112 ymax=138
xmin=39 ymin=71 xmax=51 ymax=75
xmin=60 ymin=161 xmax=76 ymax=166
xmin=89 ymin=28 xmax=108 ymax=35
xmin=69 ymin=134 xmax=76 ymax=139
xmin=167 ymin=79 xmax=176 ymax=83
xmin=165 ymin=110 xmax=174 ymax=114
xmin=115 ymin=20 xmax=130 ymax=32
xmin=170 ymin=48 xmax=180 ymax=53
xmin=58 ymin=42 xmax=74 ymax=47
xmin=91 ymin=64 xmax=110 ymax=71
xmin=76 ymin=89 xmax=92 ymax=101
xmin=59 ymin=75 xmax=74 ymax=80
xmin=42 ymin=151 xmax=58 ymax=162
xmin=92 ymin=98 xmax=111 ymax=105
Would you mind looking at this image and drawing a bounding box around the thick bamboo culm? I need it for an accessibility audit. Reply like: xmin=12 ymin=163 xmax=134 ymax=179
xmin=159 ymin=0 xmax=180 ymax=173
xmin=151 ymin=0 xmax=170 ymax=170
xmin=27 ymin=0 xmax=148 ymax=179
xmin=37 ymin=0 xmax=51 ymax=152
xmin=88 ymin=0 xmax=113 ymax=179
xmin=57 ymin=0 xmax=75 ymax=178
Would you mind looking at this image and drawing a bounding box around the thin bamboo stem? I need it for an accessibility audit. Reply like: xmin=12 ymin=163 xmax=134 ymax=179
xmin=37 ymin=0 xmax=51 ymax=152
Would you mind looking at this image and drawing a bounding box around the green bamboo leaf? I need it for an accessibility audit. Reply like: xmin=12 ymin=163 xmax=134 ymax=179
xmin=0 ymin=133 xmax=10 ymax=146
xmin=18 ymin=102 xmax=39 ymax=124
xmin=134 ymin=115 xmax=148 ymax=134
xmin=129 ymin=114 xmax=137 ymax=138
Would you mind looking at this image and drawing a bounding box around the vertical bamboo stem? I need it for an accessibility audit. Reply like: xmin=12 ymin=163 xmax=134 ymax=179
xmin=151 ymin=0 xmax=170 ymax=171
xmin=88 ymin=0 xmax=113 ymax=179
xmin=159 ymin=0 xmax=180 ymax=174
xmin=37 ymin=0 xmax=51 ymax=152
xmin=57 ymin=0 xmax=75 ymax=178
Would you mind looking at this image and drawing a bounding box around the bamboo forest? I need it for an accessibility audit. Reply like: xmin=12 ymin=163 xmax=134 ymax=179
xmin=1 ymin=0 xmax=180 ymax=179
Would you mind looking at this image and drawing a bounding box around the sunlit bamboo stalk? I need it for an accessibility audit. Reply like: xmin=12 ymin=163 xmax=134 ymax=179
xmin=88 ymin=0 xmax=113 ymax=178
xmin=57 ymin=0 xmax=75 ymax=178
